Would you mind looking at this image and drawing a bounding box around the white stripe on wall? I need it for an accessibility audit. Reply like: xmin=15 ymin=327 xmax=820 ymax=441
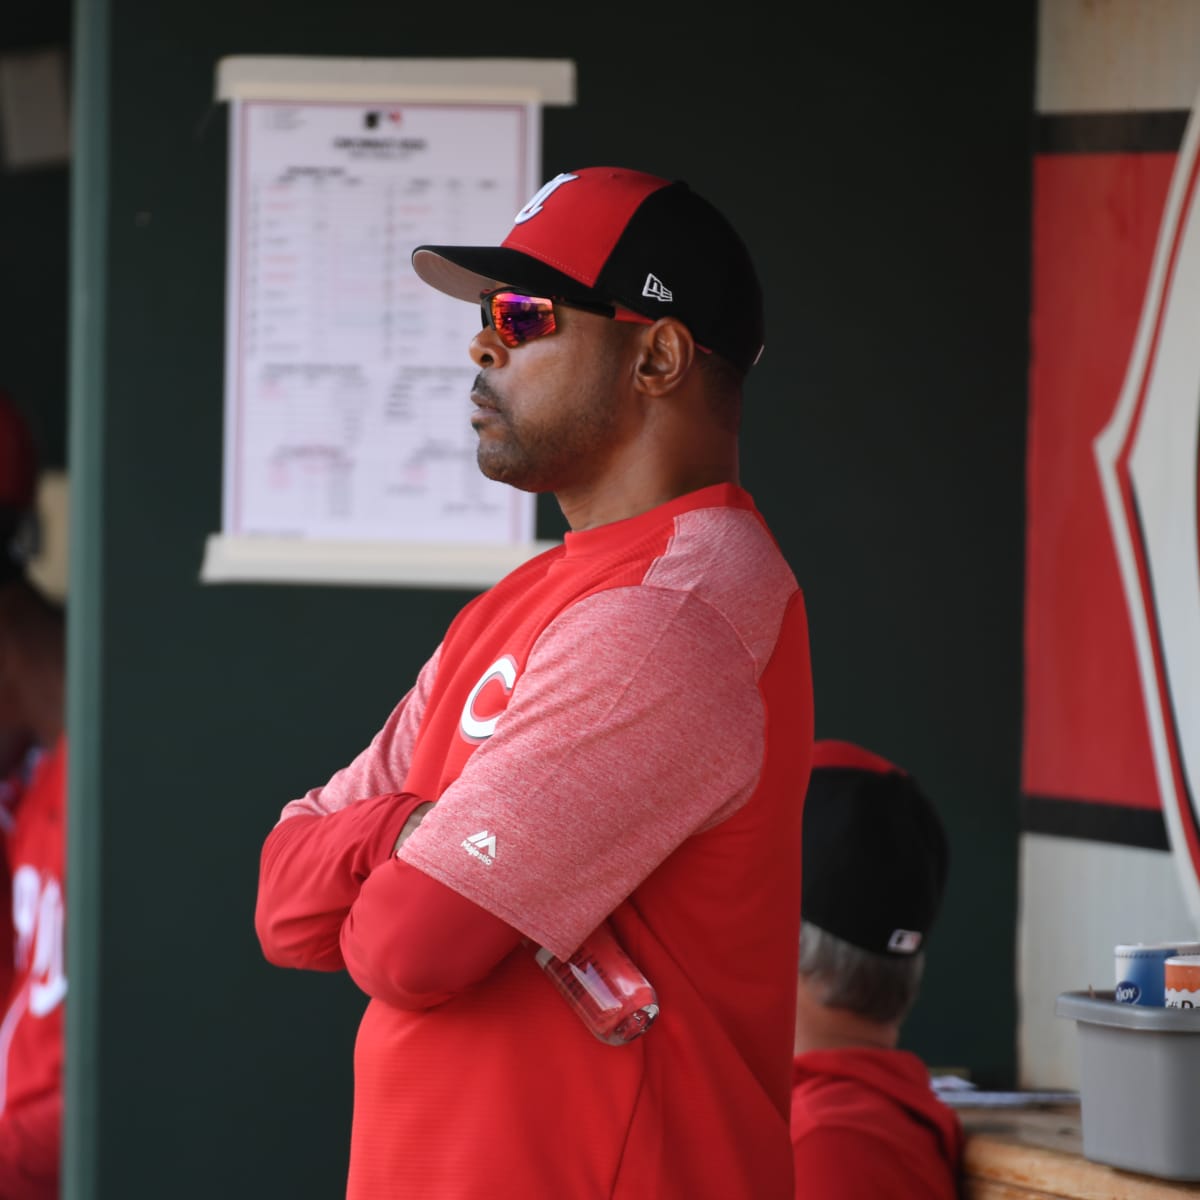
xmin=1038 ymin=0 xmax=1200 ymax=113
xmin=1019 ymin=832 xmax=1196 ymax=1088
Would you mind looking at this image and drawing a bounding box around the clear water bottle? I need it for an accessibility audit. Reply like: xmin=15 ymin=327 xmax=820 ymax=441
xmin=535 ymin=922 xmax=659 ymax=1045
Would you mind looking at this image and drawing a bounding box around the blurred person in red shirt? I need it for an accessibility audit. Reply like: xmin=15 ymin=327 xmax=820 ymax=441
xmin=0 ymin=388 xmax=66 ymax=1199
xmin=792 ymin=739 xmax=963 ymax=1199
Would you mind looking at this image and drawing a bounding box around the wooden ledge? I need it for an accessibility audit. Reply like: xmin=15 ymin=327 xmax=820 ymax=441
xmin=961 ymin=1106 xmax=1200 ymax=1199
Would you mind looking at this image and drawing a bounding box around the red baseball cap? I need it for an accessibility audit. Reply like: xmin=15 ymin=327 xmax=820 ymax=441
xmin=412 ymin=166 xmax=766 ymax=374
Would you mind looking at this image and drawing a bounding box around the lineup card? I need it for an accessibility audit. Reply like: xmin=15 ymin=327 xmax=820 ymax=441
xmin=222 ymin=99 xmax=538 ymax=546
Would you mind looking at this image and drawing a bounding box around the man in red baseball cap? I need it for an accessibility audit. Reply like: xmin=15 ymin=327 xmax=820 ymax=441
xmin=791 ymin=739 xmax=963 ymax=1198
xmin=255 ymin=166 xmax=812 ymax=1199
xmin=0 ymin=388 xmax=66 ymax=1200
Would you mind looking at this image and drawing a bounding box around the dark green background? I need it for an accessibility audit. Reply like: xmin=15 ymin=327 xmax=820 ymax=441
xmin=5 ymin=1 xmax=1035 ymax=1195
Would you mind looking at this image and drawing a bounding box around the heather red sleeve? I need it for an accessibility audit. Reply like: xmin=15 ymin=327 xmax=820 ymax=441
xmin=0 ymin=1090 xmax=61 ymax=1200
xmin=255 ymin=792 xmax=426 ymax=972
xmin=340 ymin=858 xmax=522 ymax=1009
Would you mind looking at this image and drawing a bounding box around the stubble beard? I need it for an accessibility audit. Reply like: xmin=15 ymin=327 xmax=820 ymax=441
xmin=475 ymin=384 xmax=621 ymax=494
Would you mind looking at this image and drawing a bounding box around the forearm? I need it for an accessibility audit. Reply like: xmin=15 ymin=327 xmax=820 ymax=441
xmin=255 ymin=791 xmax=425 ymax=972
xmin=340 ymin=856 xmax=522 ymax=1009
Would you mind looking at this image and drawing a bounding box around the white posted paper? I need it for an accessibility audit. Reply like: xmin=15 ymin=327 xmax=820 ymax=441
xmin=219 ymin=98 xmax=539 ymax=565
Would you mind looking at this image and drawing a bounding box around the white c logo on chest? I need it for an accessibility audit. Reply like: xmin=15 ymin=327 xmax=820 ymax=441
xmin=459 ymin=655 xmax=518 ymax=742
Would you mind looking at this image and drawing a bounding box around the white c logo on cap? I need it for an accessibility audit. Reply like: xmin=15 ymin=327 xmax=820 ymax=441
xmin=514 ymin=173 xmax=579 ymax=224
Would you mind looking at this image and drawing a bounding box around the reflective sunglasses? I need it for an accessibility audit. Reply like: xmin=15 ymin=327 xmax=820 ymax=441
xmin=479 ymin=287 xmax=653 ymax=348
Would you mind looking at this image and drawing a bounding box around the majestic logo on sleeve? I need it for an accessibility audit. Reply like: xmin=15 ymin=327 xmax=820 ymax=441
xmin=459 ymin=655 xmax=518 ymax=743
xmin=462 ymin=830 xmax=497 ymax=866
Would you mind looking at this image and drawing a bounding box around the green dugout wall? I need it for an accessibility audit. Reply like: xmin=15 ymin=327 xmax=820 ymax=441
xmin=64 ymin=3 xmax=1035 ymax=1196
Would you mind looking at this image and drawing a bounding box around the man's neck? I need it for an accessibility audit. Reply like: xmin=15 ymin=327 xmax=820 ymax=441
xmin=794 ymin=983 xmax=901 ymax=1056
xmin=557 ymin=459 xmax=739 ymax=532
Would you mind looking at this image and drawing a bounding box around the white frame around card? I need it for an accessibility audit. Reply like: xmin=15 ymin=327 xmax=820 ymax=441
xmin=203 ymin=56 xmax=573 ymax=589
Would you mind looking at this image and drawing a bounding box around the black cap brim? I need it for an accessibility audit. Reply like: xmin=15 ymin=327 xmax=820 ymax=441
xmin=412 ymin=245 xmax=601 ymax=305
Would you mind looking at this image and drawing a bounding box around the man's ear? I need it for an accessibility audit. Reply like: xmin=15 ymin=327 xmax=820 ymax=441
xmin=632 ymin=318 xmax=698 ymax=396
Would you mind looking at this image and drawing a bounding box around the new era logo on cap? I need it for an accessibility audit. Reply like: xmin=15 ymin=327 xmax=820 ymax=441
xmin=642 ymin=274 xmax=673 ymax=302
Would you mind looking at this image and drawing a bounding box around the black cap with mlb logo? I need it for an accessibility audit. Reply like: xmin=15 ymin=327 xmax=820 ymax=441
xmin=801 ymin=740 xmax=950 ymax=958
xmin=412 ymin=166 xmax=765 ymax=374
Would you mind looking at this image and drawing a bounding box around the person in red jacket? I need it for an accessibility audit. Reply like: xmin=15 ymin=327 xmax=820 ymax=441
xmin=0 ymin=389 xmax=66 ymax=1200
xmin=255 ymin=167 xmax=813 ymax=1200
xmin=792 ymin=739 xmax=963 ymax=1199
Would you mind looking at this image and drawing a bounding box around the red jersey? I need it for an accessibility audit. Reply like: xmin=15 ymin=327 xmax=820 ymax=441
xmin=0 ymin=736 xmax=66 ymax=1200
xmin=259 ymin=485 xmax=813 ymax=1199
xmin=791 ymin=1046 xmax=964 ymax=1199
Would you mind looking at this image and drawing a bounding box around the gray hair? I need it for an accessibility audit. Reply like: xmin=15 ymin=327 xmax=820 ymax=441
xmin=798 ymin=921 xmax=925 ymax=1025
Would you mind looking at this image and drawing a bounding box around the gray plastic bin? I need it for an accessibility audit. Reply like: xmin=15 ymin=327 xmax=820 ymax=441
xmin=1056 ymin=989 xmax=1200 ymax=1181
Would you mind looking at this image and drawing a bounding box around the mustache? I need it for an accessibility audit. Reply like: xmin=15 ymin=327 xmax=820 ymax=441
xmin=471 ymin=374 xmax=504 ymax=410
